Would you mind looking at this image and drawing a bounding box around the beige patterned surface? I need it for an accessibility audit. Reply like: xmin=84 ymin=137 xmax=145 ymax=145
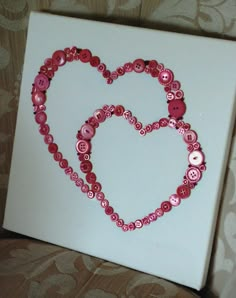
xmin=0 ymin=1 xmax=236 ymax=297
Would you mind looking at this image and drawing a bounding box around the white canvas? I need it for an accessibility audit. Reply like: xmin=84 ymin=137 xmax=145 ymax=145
xmin=3 ymin=12 xmax=236 ymax=290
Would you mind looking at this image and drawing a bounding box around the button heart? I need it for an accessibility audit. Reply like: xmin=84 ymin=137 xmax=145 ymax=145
xmin=31 ymin=46 xmax=206 ymax=232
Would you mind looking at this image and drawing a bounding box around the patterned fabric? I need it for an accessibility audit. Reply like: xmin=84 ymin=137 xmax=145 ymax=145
xmin=0 ymin=239 xmax=198 ymax=297
xmin=0 ymin=1 xmax=236 ymax=297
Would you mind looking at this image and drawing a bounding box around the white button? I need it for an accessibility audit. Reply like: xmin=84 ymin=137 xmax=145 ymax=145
xmin=188 ymin=150 xmax=204 ymax=166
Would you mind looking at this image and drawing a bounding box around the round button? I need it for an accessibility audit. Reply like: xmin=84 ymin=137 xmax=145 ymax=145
xmin=80 ymin=160 xmax=92 ymax=173
xmin=122 ymin=224 xmax=129 ymax=232
xmin=177 ymin=185 xmax=191 ymax=199
xmin=59 ymin=159 xmax=68 ymax=169
xmin=44 ymin=134 xmax=53 ymax=144
xmin=159 ymin=118 xmax=168 ymax=127
xmin=158 ymin=69 xmax=174 ymax=85
xmin=142 ymin=216 xmax=150 ymax=225
xmin=96 ymin=192 xmax=104 ymax=201
xmin=76 ymin=140 xmax=91 ymax=154
xmin=175 ymin=90 xmax=184 ymax=99
xmin=166 ymin=92 xmax=175 ymax=101
xmin=92 ymin=182 xmax=102 ymax=193
xmin=155 ymin=208 xmax=164 ymax=217
xmin=54 ymin=152 xmax=62 ymax=162
xmin=114 ymin=105 xmax=125 ymax=117
xmin=111 ymin=213 xmax=119 ymax=221
xmin=87 ymin=190 xmax=95 ymax=199
xmin=188 ymin=150 xmax=204 ymax=166
xmin=133 ymin=59 xmax=145 ymax=73
xmin=81 ymin=184 xmax=89 ymax=193
xmin=117 ymin=67 xmax=125 ymax=76
xmin=124 ymin=62 xmax=133 ymax=72
xmin=105 ymin=206 xmax=113 ymax=215
xmin=93 ymin=109 xmax=106 ymax=123
xmin=183 ymin=130 xmax=198 ymax=144
xmin=111 ymin=71 xmax=118 ymax=80
xmin=168 ymin=118 xmax=177 ymax=128
xmin=80 ymin=124 xmax=95 ymax=140
xmin=32 ymin=91 xmax=46 ymax=106
xmin=161 ymin=201 xmax=172 ymax=212
xmin=128 ymin=222 xmax=136 ymax=231
xmin=90 ymin=56 xmax=100 ymax=67
xmin=101 ymin=199 xmax=109 ymax=208
xmin=97 ymin=63 xmax=106 ymax=72
xmin=186 ymin=167 xmax=202 ymax=183
xmin=148 ymin=213 xmax=157 ymax=222
xmin=39 ymin=124 xmax=49 ymax=135
xmin=34 ymin=74 xmax=50 ymax=91
xmin=86 ymin=172 xmax=96 ymax=184
xmin=148 ymin=60 xmax=158 ymax=69
xmin=168 ymin=99 xmax=186 ymax=119
xmin=116 ymin=219 xmax=124 ymax=227
xmin=52 ymin=50 xmax=66 ymax=66
xmin=48 ymin=143 xmax=58 ymax=154
xmin=150 ymin=68 xmax=159 ymax=77
xmin=75 ymin=178 xmax=84 ymax=187
xmin=135 ymin=219 xmax=143 ymax=228
xmin=79 ymin=49 xmax=92 ymax=63
xmin=169 ymin=194 xmax=181 ymax=206
xmin=135 ymin=122 xmax=142 ymax=130
xmin=35 ymin=111 xmax=47 ymax=124
xmin=171 ymin=80 xmax=181 ymax=91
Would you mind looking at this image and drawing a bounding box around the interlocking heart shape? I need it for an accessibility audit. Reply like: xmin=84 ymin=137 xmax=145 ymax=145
xmin=31 ymin=46 xmax=206 ymax=232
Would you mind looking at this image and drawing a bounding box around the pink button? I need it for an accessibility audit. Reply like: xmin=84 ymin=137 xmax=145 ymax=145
xmin=128 ymin=116 xmax=137 ymax=125
xmin=96 ymin=192 xmax=105 ymax=201
xmin=59 ymin=159 xmax=68 ymax=169
xmin=70 ymin=172 xmax=78 ymax=181
xmin=122 ymin=224 xmax=129 ymax=232
xmin=175 ymin=90 xmax=184 ymax=99
xmin=97 ymin=63 xmax=106 ymax=72
xmin=39 ymin=124 xmax=49 ymax=135
xmin=116 ymin=219 xmax=124 ymax=227
xmin=145 ymin=124 xmax=153 ymax=133
xmin=128 ymin=222 xmax=136 ymax=231
xmin=105 ymin=206 xmax=114 ymax=215
xmin=93 ymin=109 xmax=106 ymax=123
xmin=158 ymin=69 xmax=174 ymax=85
xmin=44 ymin=134 xmax=54 ymax=144
xmin=142 ymin=217 xmax=150 ymax=225
xmin=135 ymin=219 xmax=143 ymax=228
xmin=79 ymin=49 xmax=92 ymax=63
xmin=92 ymin=182 xmax=102 ymax=193
xmin=133 ymin=59 xmax=145 ymax=73
xmin=81 ymin=184 xmax=89 ymax=193
xmin=34 ymin=74 xmax=50 ymax=91
xmin=159 ymin=118 xmax=168 ymax=127
xmin=135 ymin=122 xmax=142 ymax=130
xmin=166 ymin=92 xmax=175 ymax=101
xmin=52 ymin=50 xmax=66 ymax=66
xmin=139 ymin=129 xmax=146 ymax=136
xmin=169 ymin=194 xmax=181 ymax=206
xmin=111 ymin=213 xmax=119 ymax=221
xmin=161 ymin=201 xmax=172 ymax=212
xmin=168 ymin=99 xmax=186 ymax=119
xmin=32 ymin=91 xmax=46 ymax=106
xmin=148 ymin=60 xmax=158 ymax=69
xmin=80 ymin=124 xmax=95 ymax=140
xmin=124 ymin=62 xmax=133 ymax=72
xmin=75 ymin=178 xmax=84 ymax=187
xmin=101 ymin=199 xmax=109 ymax=208
xmin=150 ymin=69 xmax=159 ymax=77
xmin=152 ymin=122 xmax=160 ymax=130
xmin=76 ymin=140 xmax=91 ymax=154
xmin=54 ymin=152 xmax=62 ymax=162
xmin=183 ymin=130 xmax=198 ymax=144
xmin=188 ymin=150 xmax=204 ymax=166
xmin=117 ymin=67 xmax=125 ymax=76
xmin=148 ymin=213 xmax=157 ymax=222
xmin=80 ymin=160 xmax=92 ymax=173
xmin=186 ymin=167 xmax=202 ymax=183
xmin=171 ymin=81 xmax=181 ymax=91
xmin=48 ymin=143 xmax=58 ymax=154
xmin=176 ymin=185 xmax=191 ymax=199
xmin=87 ymin=117 xmax=99 ymax=128
xmin=111 ymin=71 xmax=118 ymax=80
xmin=86 ymin=172 xmax=97 ymax=184
xmin=35 ymin=111 xmax=47 ymax=124
xmin=90 ymin=56 xmax=100 ymax=67
xmin=87 ymin=190 xmax=95 ymax=199
xmin=103 ymin=70 xmax=111 ymax=78
xmin=64 ymin=166 xmax=73 ymax=175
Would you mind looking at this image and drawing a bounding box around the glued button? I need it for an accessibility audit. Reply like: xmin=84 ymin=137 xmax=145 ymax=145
xmin=168 ymin=99 xmax=186 ymax=118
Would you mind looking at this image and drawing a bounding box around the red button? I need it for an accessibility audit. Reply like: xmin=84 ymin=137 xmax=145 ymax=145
xmin=105 ymin=206 xmax=114 ymax=215
xmin=117 ymin=67 xmax=125 ymax=76
xmin=92 ymin=182 xmax=102 ymax=193
xmin=59 ymin=159 xmax=68 ymax=169
xmin=133 ymin=59 xmax=145 ymax=73
xmin=148 ymin=213 xmax=157 ymax=222
xmin=34 ymin=74 xmax=50 ymax=91
xmin=80 ymin=160 xmax=92 ymax=173
xmin=76 ymin=140 xmax=91 ymax=154
xmin=128 ymin=222 xmax=136 ymax=230
xmin=81 ymin=184 xmax=89 ymax=193
xmin=32 ymin=91 xmax=46 ymax=106
xmin=86 ymin=172 xmax=96 ymax=184
xmin=142 ymin=216 xmax=150 ymax=225
xmin=148 ymin=60 xmax=158 ymax=69
xmin=44 ymin=134 xmax=53 ymax=144
xmin=90 ymin=56 xmax=100 ymax=67
xmin=79 ymin=49 xmax=92 ymax=63
xmin=52 ymin=50 xmax=66 ymax=66
xmin=168 ymin=99 xmax=186 ymax=119
xmin=80 ymin=124 xmax=95 ymax=140
xmin=116 ymin=219 xmax=124 ymax=227
xmin=124 ymin=62 xmax=133 ymax=72
xmin=122 ymin=224 xmax=129 ymax=231
xmin=93 ymin=109 xmax=106 ymax=123
xmin=111 ymin=213 xmax=119 ymax=221
xmin=159 ymin=118 xmax=168 ymax=127
xmin=161 ymin=201 xmax=172 ymax=212
xmin=135 ymin=122 xmax=142 ymax=130
xmin=48 ymin=143 xmax=58 ymax=154
xmin=177 ymin=185 xmax=191 ymax=199
xmin=186 ymin=167 xmax=202 ymax=183
xmin=35 ymin=111 xmax=47 ymax=124
xmin=114 ymin=105 xmax=125 ymax=117
xmin=54 ymin=152 xmax=62 ymax=162
xmin=183 ymin=130 xmax=198 ymax=144
xmin=158 ymin=69 xmax=174 ymax=85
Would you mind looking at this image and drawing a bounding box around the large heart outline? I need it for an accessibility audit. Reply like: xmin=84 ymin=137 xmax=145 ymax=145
xmin=31 ymin=47 xmax=206 ymax=232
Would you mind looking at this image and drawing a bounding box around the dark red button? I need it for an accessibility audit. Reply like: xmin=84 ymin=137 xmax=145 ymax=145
xmin=79 ymin=49 xmax=92 ymax=63
xmin=86 ymin=172 xmax=96 ymax=184
xmin=90 ymin=56 xmax=100 ymax=67
xmin=48 ymin=143 xmax=58 ymax=154
xmin=54 ymin=152 xmax=62 ymax=162
xmin=168 ymin=99 xmax=186 ymax=119
xmin=92 ymin=182 xmax=102 ymax=193
xmin=114 ymin=105 xmax=125 ymax=117
xmin=177 ymin=185 xmax=191 ymax=199
xmin=161 ymin=201 xmax=172 ymax=212
xmin=80 ymin=160 xmax=92 ymax=173
xmin=105 ymin=206 xmax=114 ymax=215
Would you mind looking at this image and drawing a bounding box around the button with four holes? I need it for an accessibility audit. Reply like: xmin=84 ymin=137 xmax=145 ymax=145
xmin=183 ymin=130 xmax=198 ymax=144
xmin=76 ymin=140 xmax=91 ymax=154
xmin=133 ymin=59 xmax=145 ymax=73
xmin=177 ymin=185 xmax=191 ymax=199
xmin=186 ymin=166 xmax=202 ymax=183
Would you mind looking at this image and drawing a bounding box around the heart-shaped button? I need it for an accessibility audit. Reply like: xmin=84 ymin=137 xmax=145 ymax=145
xmin=31 ymin=46 xmax=206 ymax=232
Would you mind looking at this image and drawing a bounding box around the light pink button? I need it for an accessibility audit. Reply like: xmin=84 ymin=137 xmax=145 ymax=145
xmin=96 ymin=192 xmax=104 ymax=201
xmin=52 ymin=50 xmax=66 ymax=66
xmin=186 ymin=167 xmax=202 ymax=183
xmin=135 ymin=219 xmax=143 ymax=228
xmin=93 ymin=109 xmax=106 ymax=123
xmin=34 ymin=74 xmax=50 ymax=91
xmin=133 ymin=59 xmax=145 ymax=73
xmin=101 ymin=199 xmax=109 ymax=208
xmin=158 ymin=69 xmax=174 ymax=85
xmin=188 ymin=150 xmax=204 ymax=166
xmin=171 ymin=81 xmax=181 ymax=91
xmin=168 ymin=99 xmax=186 ymax=119
xmin=168 ymin=118 xmax=177 ymax=128
xmin=32 ymin=91 xmax=46 ymax=106
xmin=183 ymin=130 xmax=198 ymax=144
xmin=166 ymin=92 xmax=175 ymax=101
xmin=81 ymin=124 xmax=95 ymax=139
xmin=87 ymin=190 xmax=95 ymax=199
xmin=169 ymin=194 xmax=181 ymax=206
xmin=79 ymin=49 xmax=92 ymax=63
xmin=76 ymin=140 xmax=91 ymax=154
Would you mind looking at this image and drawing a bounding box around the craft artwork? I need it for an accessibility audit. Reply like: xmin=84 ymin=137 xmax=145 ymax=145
xmin=31 ymin=47 xmax=206 ymax=232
